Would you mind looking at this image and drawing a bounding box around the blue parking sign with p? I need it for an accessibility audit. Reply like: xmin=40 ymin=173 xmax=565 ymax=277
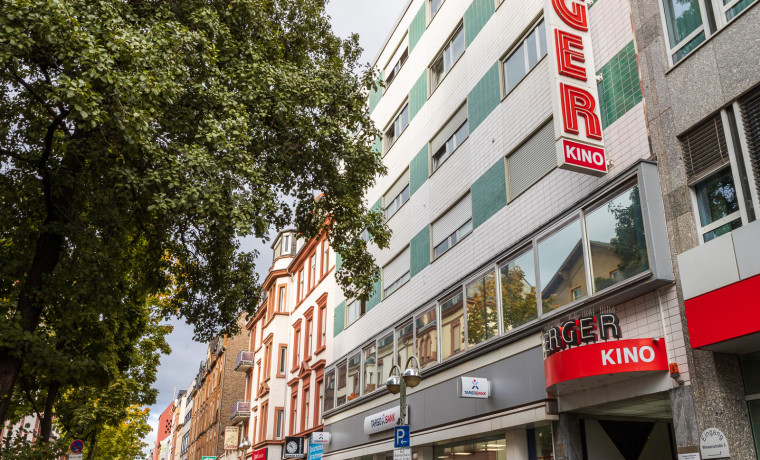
xmin=394 ymin=425 xmax=410 ymax=448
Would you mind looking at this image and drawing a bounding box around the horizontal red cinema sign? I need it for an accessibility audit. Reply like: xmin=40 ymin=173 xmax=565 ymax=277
xmin=544 ymin=338 xmax=669 ymax=394
xmin=546 ymin=0 xmax=608 ymax=176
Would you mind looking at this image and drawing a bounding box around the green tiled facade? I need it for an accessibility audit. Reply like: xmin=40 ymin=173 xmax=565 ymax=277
xmin=597 ymin=41 xmax=642 ymax=128
xmin=369 ymin=71 xmax=384 ymax=114
xmin=334 ymin=300 xmax=345 ymax=336
xmin=335 ymin=252 xmax=343 ymax=272
xmin=409 ymin=3 xmax=427 ymax=52
xmin=410 ymin=225 xmax=431 ymax=277
xmin=410 ymin=70 xmax=428 ymax=121
xmin=372 ymin=135 xmax=383 ymax=155
xmin=366 ymin=274 xmax=382 ymax=312
xmin=410 ymin=145 xmax=429 ymax=196
xmin=464 ymin=0 xmax=495 ymax=48
xmin=472 ymin=159 xmax=507 ymax=229
xmin=468 ymin=62 xmax=500 ymax=133
xmin=371 ymin=197 xmax=382 ymax=214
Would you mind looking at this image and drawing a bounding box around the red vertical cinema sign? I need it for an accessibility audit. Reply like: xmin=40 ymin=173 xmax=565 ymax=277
xmin=546 ymin=0 xmax=607 ymax=176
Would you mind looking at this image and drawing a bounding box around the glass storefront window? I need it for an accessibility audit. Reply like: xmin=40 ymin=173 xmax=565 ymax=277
xmin=538 ymin=219 xmax=587 ymax=313
xmin=440 ymin=291 xmax=465 ymax=361
xmin=500 ymin=250 xmax=538 ymax=332
xmin=363 ymin=343 xmax=377 ymax=394
xmin=585 ymin=186 xmax=649 ymax=293
xmin=416 ymin=306 xmax=438 ymax=369
xmin=749 ymin=400 xmax=760 ymax=459
xmin=434 ymin=435 xmax=507 ymax=460
xmin=347 ymin=352 xmax=361 ymax=401
xmin=530 ymin=425 xmax=555 ymax=459
xmin=323 ymin=369 xmax=335 ymax=412
xmin=396 ymin=321 xmax=414 ymax=368
xmin=466 ymin=271 xmax=498 ymax=346
xmin=741 ymin=352 xmax=760 ymax=395
xmin=376 ymin=332 xmax=394 ymax=388
xmin=336 ymin=361 xmax=347 ymax=407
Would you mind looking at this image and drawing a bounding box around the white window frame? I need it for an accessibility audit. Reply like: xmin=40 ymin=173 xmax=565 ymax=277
xmin=384 ymin=36 xmax=409 ymax=88
xmin=429 ymin=23 xmax=465 ymax=94
xmin=430 ymin=103 xmax=469 ymax=174
xmin=688 ymin=107 xmax=755 ymax=243
xmin=383 ymin=246 xmax=411 ymax=297
xmin=384 ymin=101 xmax=410 ymax=153
xmin=429 ymin=0 xmax=445 ymax=21
xmin=345 ymin=298 xmax=366 ymax=328
xmin=434 ymin=219 xmax=473 ymax=259
xmin=501 ymin=18 xmax=547 ymax=97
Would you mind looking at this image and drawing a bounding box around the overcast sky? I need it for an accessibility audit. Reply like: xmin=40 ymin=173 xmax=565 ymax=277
xmin=143 ymin=0 xmax=407 ymax=454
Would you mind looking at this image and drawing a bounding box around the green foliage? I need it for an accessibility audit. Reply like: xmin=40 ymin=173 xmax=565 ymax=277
xmin=83 ymin=406 xmax=153 ymax=460
xmin=0 ymin=0 xmax=389 ymax=452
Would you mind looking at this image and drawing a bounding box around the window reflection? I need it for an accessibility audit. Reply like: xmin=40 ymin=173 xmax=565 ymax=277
xmin=440 ymin=291 xmax=465 ymax=360
xmin=466 ymin=271 xmax=498 ymax=346
xmin=376 ymin=332 xmax=394 ymax=388
xmin=500 ymin=250 xmax=538 ymax=332
xmin=396 ymin=321 xmax=414 ymax=367
xmin=586 ymin=186 xmax=650 ymax=292
xmin=347 ymin=352 xmax=361 ymax=401
xmin=434 ymin=436 xmax=507 ymax=460
xmin=538 ymin=219 xmax=587 ymax=313
xmin=416 ymin=307 xmax=438 ymax=369
xmin=336 ymin=361 xmax=347 ymax=407
xmin=363 ymin=344 xmax=377 ymax=394
xmin=324 ymin=369 xmax=335 ymax=412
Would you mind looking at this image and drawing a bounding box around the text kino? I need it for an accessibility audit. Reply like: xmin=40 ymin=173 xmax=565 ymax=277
xmin=545 ymin=313 xmax=622 ymax=355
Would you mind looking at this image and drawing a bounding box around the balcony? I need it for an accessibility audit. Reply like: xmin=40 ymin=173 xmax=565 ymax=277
xmin=234 ymin=350 xmax=255 ymax=371
xmin=230 ymin=400 xmax=251 ymax=423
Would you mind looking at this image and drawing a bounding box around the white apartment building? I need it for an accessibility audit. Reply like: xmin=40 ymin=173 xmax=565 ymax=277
xmin=320 ymin=0 xmax=693 ymax=459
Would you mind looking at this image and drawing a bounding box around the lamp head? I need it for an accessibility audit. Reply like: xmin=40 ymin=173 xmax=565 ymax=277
xmin=402 ymin=367 xmax=421 ymax=387
xmin=386 ymin=375 xmax=402 ymax=394
xmin=239 ymin=439 xmax=252 ymax=450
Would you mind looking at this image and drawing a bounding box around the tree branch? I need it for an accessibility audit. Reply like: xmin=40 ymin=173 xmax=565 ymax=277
xmin=8 ymin=70 xmax=59 ymax=121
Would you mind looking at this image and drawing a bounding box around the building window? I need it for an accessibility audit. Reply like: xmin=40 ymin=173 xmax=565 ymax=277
xmin=345 ymin=298 xmax=366 ymax=328
xmin=384 ymin=103 xmax=410 ymax=151
xmin=430 ymin=24 xmax=465 ymax=92
xmin=660 ymin=0 xmax=758 ymax=64
xmin=283 ymin=234 xmax=291 ymax=254
xmin=385 ymin=40 xmax=409 ymax=87
xmin=277 ymin=285 xmax=286 ymax=312
xmin=499 ymin=249 xmax=539 ymax=332
xmin=260 ymin=401 xmax=269 ymax=440
xmin=305 ymin=317 xmax=313 ymax=359
xmin=466 ymin=271 xmax=498 ymax=347
xmin=502 ymin=20 xmax=547 ymax=94
xmin=317 ymin=303 xmax=327 ymax=351
xmin=324 ymin=369 xmax=335 ymax=412
xmin=275 ymin=408 xmax=284 ymax=439
xmin=396 ymin=321 xmax=414 ymax=369
xmin=290 ymin=392 xmax=298 ymax=435
xmin=347 ymin=352 xmax=361 ymax=401
xmin=681 ymin=111 xmax=756 ymax=242
xmin=507 ymin=120 xmax=556 ymax=201
xmin=383 ymin=246 xmax=411 ymax=297
xmin=362 ymin=343 xmax=377 ymax=394
xmin=384 ymin=169 xmax=411 ymax=220
xmin=315 ymin=379 xmax=323 ymax=427
xmin=431 ymin=104 xmax=469 ymax=172
xmin=433 ymin=194 xmax=473 ymax=259
xmin=302 ymin=388 xmax=311 ymax=432
xmin=292 ymin=324 xmax=301 ymax=368
xmin=264 ymin=340 xmax=272 ymax=380
xmin=440 ymin=290 xmax=465 ymax=360
xmin=310 ymin=254 xmax=317 ymax=290
xmin=278 ymin=345 xmax=288 ymax=377
xmin=430 ymin=0 xmax=444 ymax=18
xmin=336 ymin=361 xmax=347 ymax=407
xmin=538 ymin=218 xmax=587 ymax=313
xmin=415 ymin=306 xmax=438 ymax=368
xmin=376 ymin=332 xmax=394 ymax=390
xmin=298 ymin=269 xmax=304 ymax=300
xmin=321 ymin=241 xmax=330 ymax=276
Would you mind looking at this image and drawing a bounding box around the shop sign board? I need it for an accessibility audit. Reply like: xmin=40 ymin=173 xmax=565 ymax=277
xmin=459 ymin=377 xmax=490 ymax=399
xmin=544 ymin=338 xmax=669 ymax=393
xmin=394 ymin=448 xmax=412 ymax=460
xmin=308 ymin=443 xmax=323 ymax=460
xmin=224 ymin=426 xmax=240 ymax=450
xmin=544 ymin=313 xmax=622 ymax=356
xmin=363 ymin=406 xmax=406 ymax=435
xmin=311 ymin=432 xmax=330 ymax=444
xmin=545 ymin=0 xmax=608 ymax=176
xmin=253 ymin=448 xmax=268 ymax=460
xmin=700 ymin=428 xmax=730 ymax=459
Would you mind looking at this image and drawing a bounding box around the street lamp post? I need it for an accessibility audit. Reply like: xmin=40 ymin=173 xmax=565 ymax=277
xmin=385 ymin=356 xmax=422 ymax=426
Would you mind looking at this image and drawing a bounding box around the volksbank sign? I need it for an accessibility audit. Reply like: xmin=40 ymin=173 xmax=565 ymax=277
xmin=458 ymin=377 xmax=491 ymax=399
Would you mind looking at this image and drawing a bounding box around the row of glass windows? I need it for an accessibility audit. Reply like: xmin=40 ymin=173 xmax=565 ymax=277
xmin=327 ymin=182 xmax=651 ymax=411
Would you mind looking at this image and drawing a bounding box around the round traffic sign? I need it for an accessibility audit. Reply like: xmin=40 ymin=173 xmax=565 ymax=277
xmin=70 ymin=439 xmax=84 ymax=453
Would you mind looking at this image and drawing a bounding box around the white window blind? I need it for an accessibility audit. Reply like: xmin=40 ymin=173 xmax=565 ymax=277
xmin=740 ymin=86 xmax=760 ymax=199
xmin=385 ymin=38 xmax=409 ymax=84
xmin=680 ymin=114 xmax=729 ymax=183
xmin=384 ymin=169 xmax=410 ymax=206
xmin=507 ymin=121 xmax=556 ymax=200
xmin=432 ymin=194 xmax=471 ymax=246
xmin=383 ymin=246 xmax=410 ymax=286
xmin=431 ymin=104 xmax=468 ymax=155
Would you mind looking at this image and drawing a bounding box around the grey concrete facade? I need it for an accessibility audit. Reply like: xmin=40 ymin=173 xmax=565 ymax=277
xmin=630 ymin=0 xmax=760 ymax=456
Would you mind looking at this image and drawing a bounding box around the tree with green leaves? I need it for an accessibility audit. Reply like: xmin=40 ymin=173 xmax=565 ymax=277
xmin=0 ymin=0 xmax=388 ymax=439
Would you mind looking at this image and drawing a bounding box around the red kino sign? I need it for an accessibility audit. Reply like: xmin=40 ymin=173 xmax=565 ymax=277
xmin=546 ymin=0 xmax=608 ymax=176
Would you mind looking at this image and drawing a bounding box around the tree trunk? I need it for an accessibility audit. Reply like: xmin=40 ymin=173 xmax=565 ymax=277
xmin=86 ymin=431 xmax=98 ymax=460
xmin=39 ymin=380 xmax=60 ymax=443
